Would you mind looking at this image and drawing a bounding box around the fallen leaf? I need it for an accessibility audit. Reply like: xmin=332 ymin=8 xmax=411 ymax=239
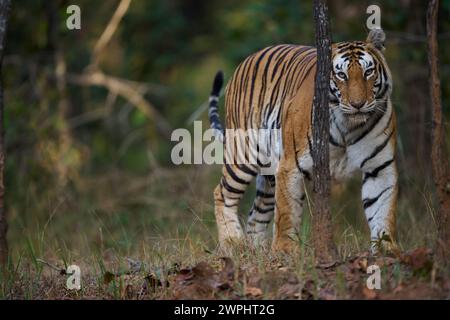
xmin=301 ymin=279 xmax=316 ymax=300
xmin=103 ymin=271 xmax=115 ymax=285
xmin=245 ymin=286 xmax=263 ymax=297
xmin=277 ymin=283 xmax=302 ymax=299
xmin=393 ymin=284 xmax=405 ymax=294
xmin=171 ymin=259 xmax=236 ymax=299
xmin=374 ymin=256 xmax=397 ymax=268
xmin=362 ymin=287 xmax=378 ymax=299
xmin=219 ymin=257 xmax=235 ymax=283
xmin=401 ymin=248 xmax=433 ymax=274
xmin=317 ymin=261 xmax=338 ymax=269
xmin=318 ymin=287 xmax=336 ymax=300
xmin=355 ymin=257 xmax=368 ymax=272
xmin=277 ymin=275 xmax=311 ymax=300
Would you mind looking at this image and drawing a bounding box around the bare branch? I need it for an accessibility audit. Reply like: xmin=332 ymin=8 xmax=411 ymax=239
xmin=36 ymin=259 xmax=67 ymax=275
xmin=92 ymin=0 xmax=132 ymax=66
xmin=66 ymin=71 xmax=172 ymax=138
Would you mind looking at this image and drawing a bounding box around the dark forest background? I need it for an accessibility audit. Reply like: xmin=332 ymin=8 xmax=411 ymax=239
xmin=2 ymin=0 xmax=449 ymax=284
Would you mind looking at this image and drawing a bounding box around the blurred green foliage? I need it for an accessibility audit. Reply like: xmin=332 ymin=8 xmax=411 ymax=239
xmin=2 ymin=0 xmax=449 ymax=255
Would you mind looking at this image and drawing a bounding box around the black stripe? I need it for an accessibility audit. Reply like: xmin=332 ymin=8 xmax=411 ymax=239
xmin=211 ymin=71 xmax=223 ymax=96
xmin=363 ymin=186 xmax=392 ymax=210
xmin=307 ymin=133 xmax=313 ymax=152
xmin=368 ymin=206 xmax=384 ymax=223
xmin=376 ymin=83 xmax=389 ymax=99
xmin=301 ymin=169 xmax=311 ymax=181
xmin=329 ymin=132 xmax=343 ymax=147
xmin=236 ymin=164 xmax=257 ymax=176
xmin=271 ymin=45 xmax=295 ymax=82
xmin=378 ymin=108 xmax=393 ymax=137
xmin=363 ymin=158 xmax=395 ymax=184
xmin=253 ymin=205 xmax=274 ymax=214
xmin=263 ymin=46 xmax=287 ymax=78
xmin=265 ymin=175 xmax=276 ymax=183
xmin=285 ymin=48 xmax=314 ymax=95
xmin=249 ymin=46 xmax=274 ymax=110
xmin=348 ymin=110 xmax=385 ymax=145
xmin=225 ymin=164 xmax=250 ymax=185
xmin=253 ymin=219 xmax=271 ymax=224
xmin=221 ymin=178 xmax=245 ymax=194
xmin=241 ymin=54 xmax=256 ymax=126
xmin=256 ymin=190 xmax=274 ymax=198
xmin=360 ymin=130 xmax=394 ymax=168
xmin=294 ymin=130 xmax=312 ymax=181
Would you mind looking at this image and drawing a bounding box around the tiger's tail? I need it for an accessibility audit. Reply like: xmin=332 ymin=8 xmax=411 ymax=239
xmin=208 ymin=71 xmax=225 ymax=143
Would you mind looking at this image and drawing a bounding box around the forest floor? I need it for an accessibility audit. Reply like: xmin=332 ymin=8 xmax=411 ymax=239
xmin=2 ymin=241 xmax=449 ymax=299
xmin=1 ymin=167 xmax=449 ymax=299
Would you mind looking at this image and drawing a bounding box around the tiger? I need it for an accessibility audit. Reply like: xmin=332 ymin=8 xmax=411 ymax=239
xmin=208 ymin=28 xmax=397 ymax=253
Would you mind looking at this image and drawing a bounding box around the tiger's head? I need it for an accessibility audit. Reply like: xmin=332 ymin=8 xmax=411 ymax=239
xmin=330 ymin=28 xmax=392 ymax=124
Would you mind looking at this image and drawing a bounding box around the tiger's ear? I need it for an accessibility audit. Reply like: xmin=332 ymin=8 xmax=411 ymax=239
xmin=366 ymin=28 xmax=385 ymax=51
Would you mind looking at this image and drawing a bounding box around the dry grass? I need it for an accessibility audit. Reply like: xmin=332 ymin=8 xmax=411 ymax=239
xmin=1 ymin=166 xmax=448 ymax=299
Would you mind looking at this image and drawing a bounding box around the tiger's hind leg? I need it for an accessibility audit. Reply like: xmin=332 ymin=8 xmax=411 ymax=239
xmin=246 ymin=175 xmax=276 ymax=245
xmin=214 ymin=164 xmax=257 ymax=249
xmin=272 ymin=161 xmax=306 ymax=253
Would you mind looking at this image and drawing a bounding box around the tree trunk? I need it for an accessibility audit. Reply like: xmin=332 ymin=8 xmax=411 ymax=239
xmin=46 ymin=0 xmax=75 ymax=187
xmin=311 ymin=0 xmax=337 ymax=265
xmin=426 ymin=0 xmax=450 ymax=266
xmin=0 ymin=0 xmax=11 ymax=267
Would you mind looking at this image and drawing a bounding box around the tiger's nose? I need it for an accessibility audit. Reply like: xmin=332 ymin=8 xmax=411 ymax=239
xmin=350 ymin=100 xmax=365 ymax=109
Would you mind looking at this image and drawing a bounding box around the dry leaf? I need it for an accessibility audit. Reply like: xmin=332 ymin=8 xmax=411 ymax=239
xmin=171 ymin=258 xmax=236 ymax=299
xmin=103 ymin=271 xmax=116 ymax=285
xmin=318 ymin=287 xmax=336 ymax=300
xmin=401 ymin=248 xmax=433 ymax=274
xmin=362 ymin=287 xmax=378 ymax=299
xmin=245 ymin=286 xmax=263 ymax=297
xmin=277 ymin=283 xmax=302 ymax=299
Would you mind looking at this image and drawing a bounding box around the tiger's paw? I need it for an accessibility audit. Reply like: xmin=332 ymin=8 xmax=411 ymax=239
xmin=271 ymin=237 xmax=297 ymax=254
xmin=370 ymin=233 xmax=400 ymax=256
xmin=247 ymin=232 xmax=270 ymax=248
xmin=218 ymin=236 xmax=245 ymax=255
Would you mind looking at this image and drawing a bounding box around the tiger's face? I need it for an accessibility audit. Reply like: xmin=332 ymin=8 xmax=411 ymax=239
xmin=329 ymin=29 xmax=392 ymax=124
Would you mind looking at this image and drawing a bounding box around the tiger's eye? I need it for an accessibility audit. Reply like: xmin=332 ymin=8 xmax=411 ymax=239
xmin=337 ymin=72 xmax=347 ymax=80
xmin=364 ymin=69 xmax=374 ymax=77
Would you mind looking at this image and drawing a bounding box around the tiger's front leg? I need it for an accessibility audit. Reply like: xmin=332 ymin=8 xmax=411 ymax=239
xmin=361 ymin=147 xmax=398 ymax=254
xmin=272 ymin=160 xmax=305 ymax=252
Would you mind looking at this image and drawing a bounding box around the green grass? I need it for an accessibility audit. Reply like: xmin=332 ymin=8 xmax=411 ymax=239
xmin=0 ymin=165 xmax=446 ymax=299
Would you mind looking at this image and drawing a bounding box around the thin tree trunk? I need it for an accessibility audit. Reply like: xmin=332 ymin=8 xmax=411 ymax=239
xmin=426 ymin=0 xmax=450 ymax=266
xmin=311 ymin=0 xmax=337 ymax=265
xmin=404 ymin=0 xmax=429 ymax=174
xmin=46 ymin=0 xmax=75 ymax=187
xmin=0 ymin=0 xmax=11 ymax=267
